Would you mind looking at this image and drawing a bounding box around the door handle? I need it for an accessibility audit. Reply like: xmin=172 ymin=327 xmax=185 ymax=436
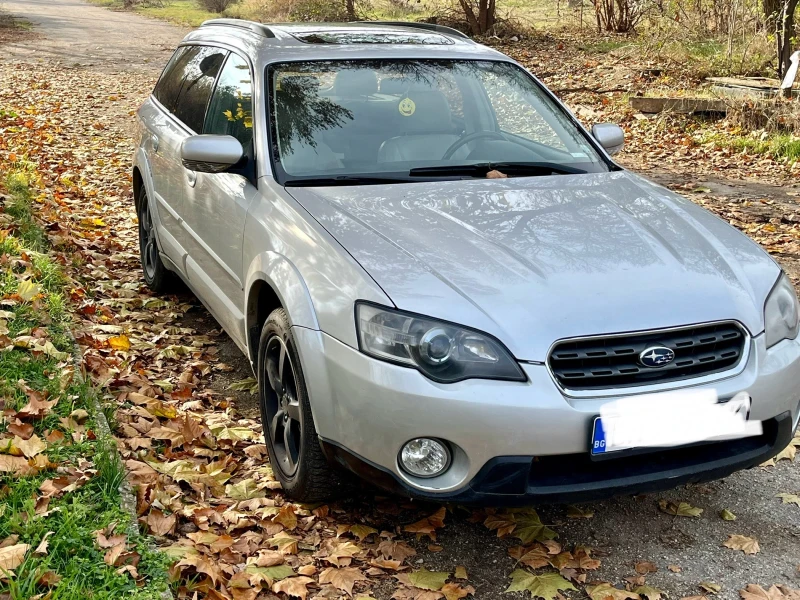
xmin=150 ymin=134 xmax=159 ymax=152
xmin=186 ymin=170 xmax=197 ymax=187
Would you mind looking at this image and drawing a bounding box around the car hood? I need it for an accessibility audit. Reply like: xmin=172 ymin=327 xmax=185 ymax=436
xmin=288 ymin=171 xmax=779 ymax=361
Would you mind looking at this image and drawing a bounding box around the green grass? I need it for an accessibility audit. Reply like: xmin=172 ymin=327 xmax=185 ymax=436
xmin=0 ymin=168 xmax=170 ymax=599
xmin=87 ymin=0 xmax=223 ymax=26
xmin=701 ymin=131 xmax=800 ymax=162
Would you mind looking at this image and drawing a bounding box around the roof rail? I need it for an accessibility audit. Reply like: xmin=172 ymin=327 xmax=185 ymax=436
xmin=361 ymin=21 xmax=470 ymax=40
xmin=200 ymin=19 xmax=275 ymax=38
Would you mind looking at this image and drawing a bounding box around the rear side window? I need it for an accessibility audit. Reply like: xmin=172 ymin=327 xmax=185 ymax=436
xmin=203 ymin=53 xmax=254 ymax=150
xmin=173 ymin=46 xmax=228 ymax=132
xmin=153 ymin=46 xmax=191 ymax=112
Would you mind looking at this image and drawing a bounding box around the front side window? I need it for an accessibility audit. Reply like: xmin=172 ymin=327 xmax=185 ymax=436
xmin=203 ymin=53 xmax=254 ymax=150
xmin=267 ymin=59 xmax=609 ymax=184
xmin=171 ymin=46 xmax=227 ymax=132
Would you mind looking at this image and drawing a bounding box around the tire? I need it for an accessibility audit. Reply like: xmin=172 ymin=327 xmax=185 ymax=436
xmin=258 ymin=308 xmax=345 ymax=502
xmin=137 ymin=187 xmax=177 ymax=293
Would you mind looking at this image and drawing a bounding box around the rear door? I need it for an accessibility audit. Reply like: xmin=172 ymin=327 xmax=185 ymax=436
xmin=182 ymin=52 xmax=257 ymax=344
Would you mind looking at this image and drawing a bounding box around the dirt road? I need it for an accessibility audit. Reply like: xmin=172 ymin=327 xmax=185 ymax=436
xmin=1 ymin=2 xmax=799 ymax=599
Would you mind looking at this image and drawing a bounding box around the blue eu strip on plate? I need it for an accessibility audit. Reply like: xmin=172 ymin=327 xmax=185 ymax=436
xmin=591 ymin=417 xmax=607 ymax=455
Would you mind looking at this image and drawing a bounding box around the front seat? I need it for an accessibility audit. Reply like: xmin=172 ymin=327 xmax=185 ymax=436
xmin=377 ymin=90 xmax=462 ymax=163
xmin=323 ymin=70 xmax=381 ymax=164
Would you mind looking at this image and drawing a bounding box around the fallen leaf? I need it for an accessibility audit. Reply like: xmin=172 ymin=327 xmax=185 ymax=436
xmin=404 ymin=507 xmax=446 ymax=540
xmin=33 ymin=532 xmax=53 ymax=556
xmin=0 ymin=543 xmax=30 ymax=571
xmin=108 ymin=334 xmax=131 ymax=351
xmin=454 ymin=566 xmax=468 ymax=580
xmin=145 ymin=509 xmax=176 ymax=536
xmin=319 ymin=566 xmax=369 ymax=595
xmin=720 ymin=509 xmax=737 ymax=521
xmin=506 ymin=570 xmax=576 ymax=599
xmin=226 ymin=479 xmax=266 ymax=501
xmin=635 ymin=561 xmax=658 ymax=574
xmin=586 ymin=582 xmax=640 ymax=600
xmin=636 ymin=585 xmax=665 ymax=600
xmin=723 ymin=534 xmax=760 ymax=554
xmin=272 ymin=575 xmax=314 ymax=599
xmin=776 ymin=493 xmax=800 ymax=507
xmin=16 ymin=279 xmax=41 ymax=301
xmin=739 ymin=584 xmax=800 ymax=600
xmin=700 ymin=581 xmax=722 ymax=594
xmin=441 ymin=582 xmax=475 ymax=600
xmin=658 ymin=500 xmax=703 ymax=517
xmin=13 ymin=434 xmax=46 ymax=458
xmin=409 ymin=568 xmax=450 ymax=591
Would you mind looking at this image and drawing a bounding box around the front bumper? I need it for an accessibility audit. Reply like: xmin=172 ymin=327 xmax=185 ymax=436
xmin=295 ymin=328 xmax=800 ymax=504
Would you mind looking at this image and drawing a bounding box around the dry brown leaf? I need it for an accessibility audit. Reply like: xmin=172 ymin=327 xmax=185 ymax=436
xmin=0 ymin=543 xmax=30 ymax=571
xmin=723 ymin=534 xmax=760 ymax=555
xmin=145 ymin=509 xmax=176 ymax=536
xmin=319 ymin=566 xmax=369 ymax=595
xmin=272 ymin=575 xmax=315 ymax=599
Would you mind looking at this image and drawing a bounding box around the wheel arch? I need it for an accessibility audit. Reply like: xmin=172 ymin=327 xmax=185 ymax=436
xmin=245 ymin=251 xmax=320 ymax=365
xmin=132 ymin=166 xmax=144 ymax=214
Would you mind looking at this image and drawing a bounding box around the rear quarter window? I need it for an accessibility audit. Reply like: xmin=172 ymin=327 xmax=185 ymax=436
xmin=173 ymin=47 xmax=227 ymax=132
xmin=153 ymin=46 xmax=191 ymax=112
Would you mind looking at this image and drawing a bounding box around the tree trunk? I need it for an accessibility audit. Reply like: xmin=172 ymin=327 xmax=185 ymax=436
xmin=763 ymin=0 xmax=781 ymax=30
xmin=776 ymin=0 xmax=798 ymax=78
xmin=345 ymin=0 xmax=356 ymax=21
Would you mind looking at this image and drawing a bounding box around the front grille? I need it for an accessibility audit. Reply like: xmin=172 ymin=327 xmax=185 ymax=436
xmin=549 ymin=322 xmax=746 ymax=390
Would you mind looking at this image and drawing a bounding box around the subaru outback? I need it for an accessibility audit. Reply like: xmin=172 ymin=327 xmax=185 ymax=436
xmin=133 ymin=20 xmax=800 ymax=503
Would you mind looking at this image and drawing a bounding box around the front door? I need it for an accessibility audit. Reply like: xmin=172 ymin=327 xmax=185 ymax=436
xmin=182 ymin=52 xmax=257 ymax=346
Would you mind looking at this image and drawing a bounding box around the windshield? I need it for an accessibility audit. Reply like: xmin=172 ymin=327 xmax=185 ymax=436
xmin=268 ymin=59 xmax=609 ymax=184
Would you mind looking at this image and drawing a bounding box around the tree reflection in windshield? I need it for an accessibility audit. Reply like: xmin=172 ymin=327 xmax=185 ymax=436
xmin=274 ymin=74 xmax=353 ymax=155
xmin=269 ymin=59 xmax=606 ymax=180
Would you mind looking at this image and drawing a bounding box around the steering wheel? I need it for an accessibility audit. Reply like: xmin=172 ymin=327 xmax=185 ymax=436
xmin=442 ymin=131 xmax=508 ymax=160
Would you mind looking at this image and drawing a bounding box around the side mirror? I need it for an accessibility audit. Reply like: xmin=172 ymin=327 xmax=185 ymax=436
xmin=591 ymin=123 xmax=624 ymax=156
xmin=181 ymin=135 xmax=244 ymax=173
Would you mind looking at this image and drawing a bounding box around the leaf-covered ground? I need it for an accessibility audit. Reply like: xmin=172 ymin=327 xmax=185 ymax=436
xmin=1 ymin=2 xmax=800 ymax=599
xmin=0 ymin=127 xmax=170 ymax=597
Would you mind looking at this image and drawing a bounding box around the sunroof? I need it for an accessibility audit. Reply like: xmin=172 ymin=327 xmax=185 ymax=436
xmin=291 ymin=30 xmax=454 ymax=45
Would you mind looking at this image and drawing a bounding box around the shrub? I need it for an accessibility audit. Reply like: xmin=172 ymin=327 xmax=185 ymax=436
xmin=196 ymin=0 xmax=239 ymax=12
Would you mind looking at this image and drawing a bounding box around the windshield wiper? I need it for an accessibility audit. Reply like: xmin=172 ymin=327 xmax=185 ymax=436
xmin=408 ymin=162 xmax=587 ymax=178
xmin=284 ymin=175 xmax=415 ymax=187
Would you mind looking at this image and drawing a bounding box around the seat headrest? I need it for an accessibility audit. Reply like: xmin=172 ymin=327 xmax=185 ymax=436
xmin=334 ymin=70 xmax=378 ymax=97
xmin=398 ymin=90 xmax=452 ymax=133
xmin=379 ymin=76 xmax=413 ymax=95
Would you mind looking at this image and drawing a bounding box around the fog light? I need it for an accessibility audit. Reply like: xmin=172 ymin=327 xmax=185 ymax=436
xmin=399 ymin=438 xmax=451 ymax=478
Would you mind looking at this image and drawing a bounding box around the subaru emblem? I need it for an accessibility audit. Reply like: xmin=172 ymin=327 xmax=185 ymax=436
xmin=639 ymin=346 xmax=675 ymax=368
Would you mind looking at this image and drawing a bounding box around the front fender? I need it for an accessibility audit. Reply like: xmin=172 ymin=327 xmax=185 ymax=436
xmin=244 ymin=251 xmax=319 ymax=359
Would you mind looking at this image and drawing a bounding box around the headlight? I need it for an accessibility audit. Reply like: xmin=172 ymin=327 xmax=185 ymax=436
xmin=355 ymin=302 xmax=526 ymax=383
xmin=764 ymin=273 xmax=800 ymax=348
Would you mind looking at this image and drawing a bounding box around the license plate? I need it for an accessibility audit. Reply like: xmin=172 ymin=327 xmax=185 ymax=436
xmin=590 ymin=391 xmax=757 ymax=457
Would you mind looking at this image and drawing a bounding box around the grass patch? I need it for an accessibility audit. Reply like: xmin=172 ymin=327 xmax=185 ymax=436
xmin=87 ymin=0 xmax=222 ymax=25
xmin=0 ymin=167 xmax=169 ymax=598
xmin=701 ymin=130 xmax=800 ymax=162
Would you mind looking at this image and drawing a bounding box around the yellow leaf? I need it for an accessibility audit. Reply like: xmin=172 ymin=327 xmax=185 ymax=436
xmin=16 ymin=279 xmax=41 ymax=302
xmin=108 ymin=335 xmax=131 ymax=351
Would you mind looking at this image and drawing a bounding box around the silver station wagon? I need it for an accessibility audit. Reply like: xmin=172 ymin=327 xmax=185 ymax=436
xmin=134 ymin=20 xmax=800 ymax=503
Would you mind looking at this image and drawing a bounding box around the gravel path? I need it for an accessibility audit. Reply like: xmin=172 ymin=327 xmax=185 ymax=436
xmin=1 ymin=2 xmax=799 ymax=598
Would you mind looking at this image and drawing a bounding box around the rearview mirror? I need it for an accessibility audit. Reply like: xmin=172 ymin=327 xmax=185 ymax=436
xmin=181 ymin=135 xmax=244 ymax=173
xmin=591 ymin=123 xmax=624 ymax=156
